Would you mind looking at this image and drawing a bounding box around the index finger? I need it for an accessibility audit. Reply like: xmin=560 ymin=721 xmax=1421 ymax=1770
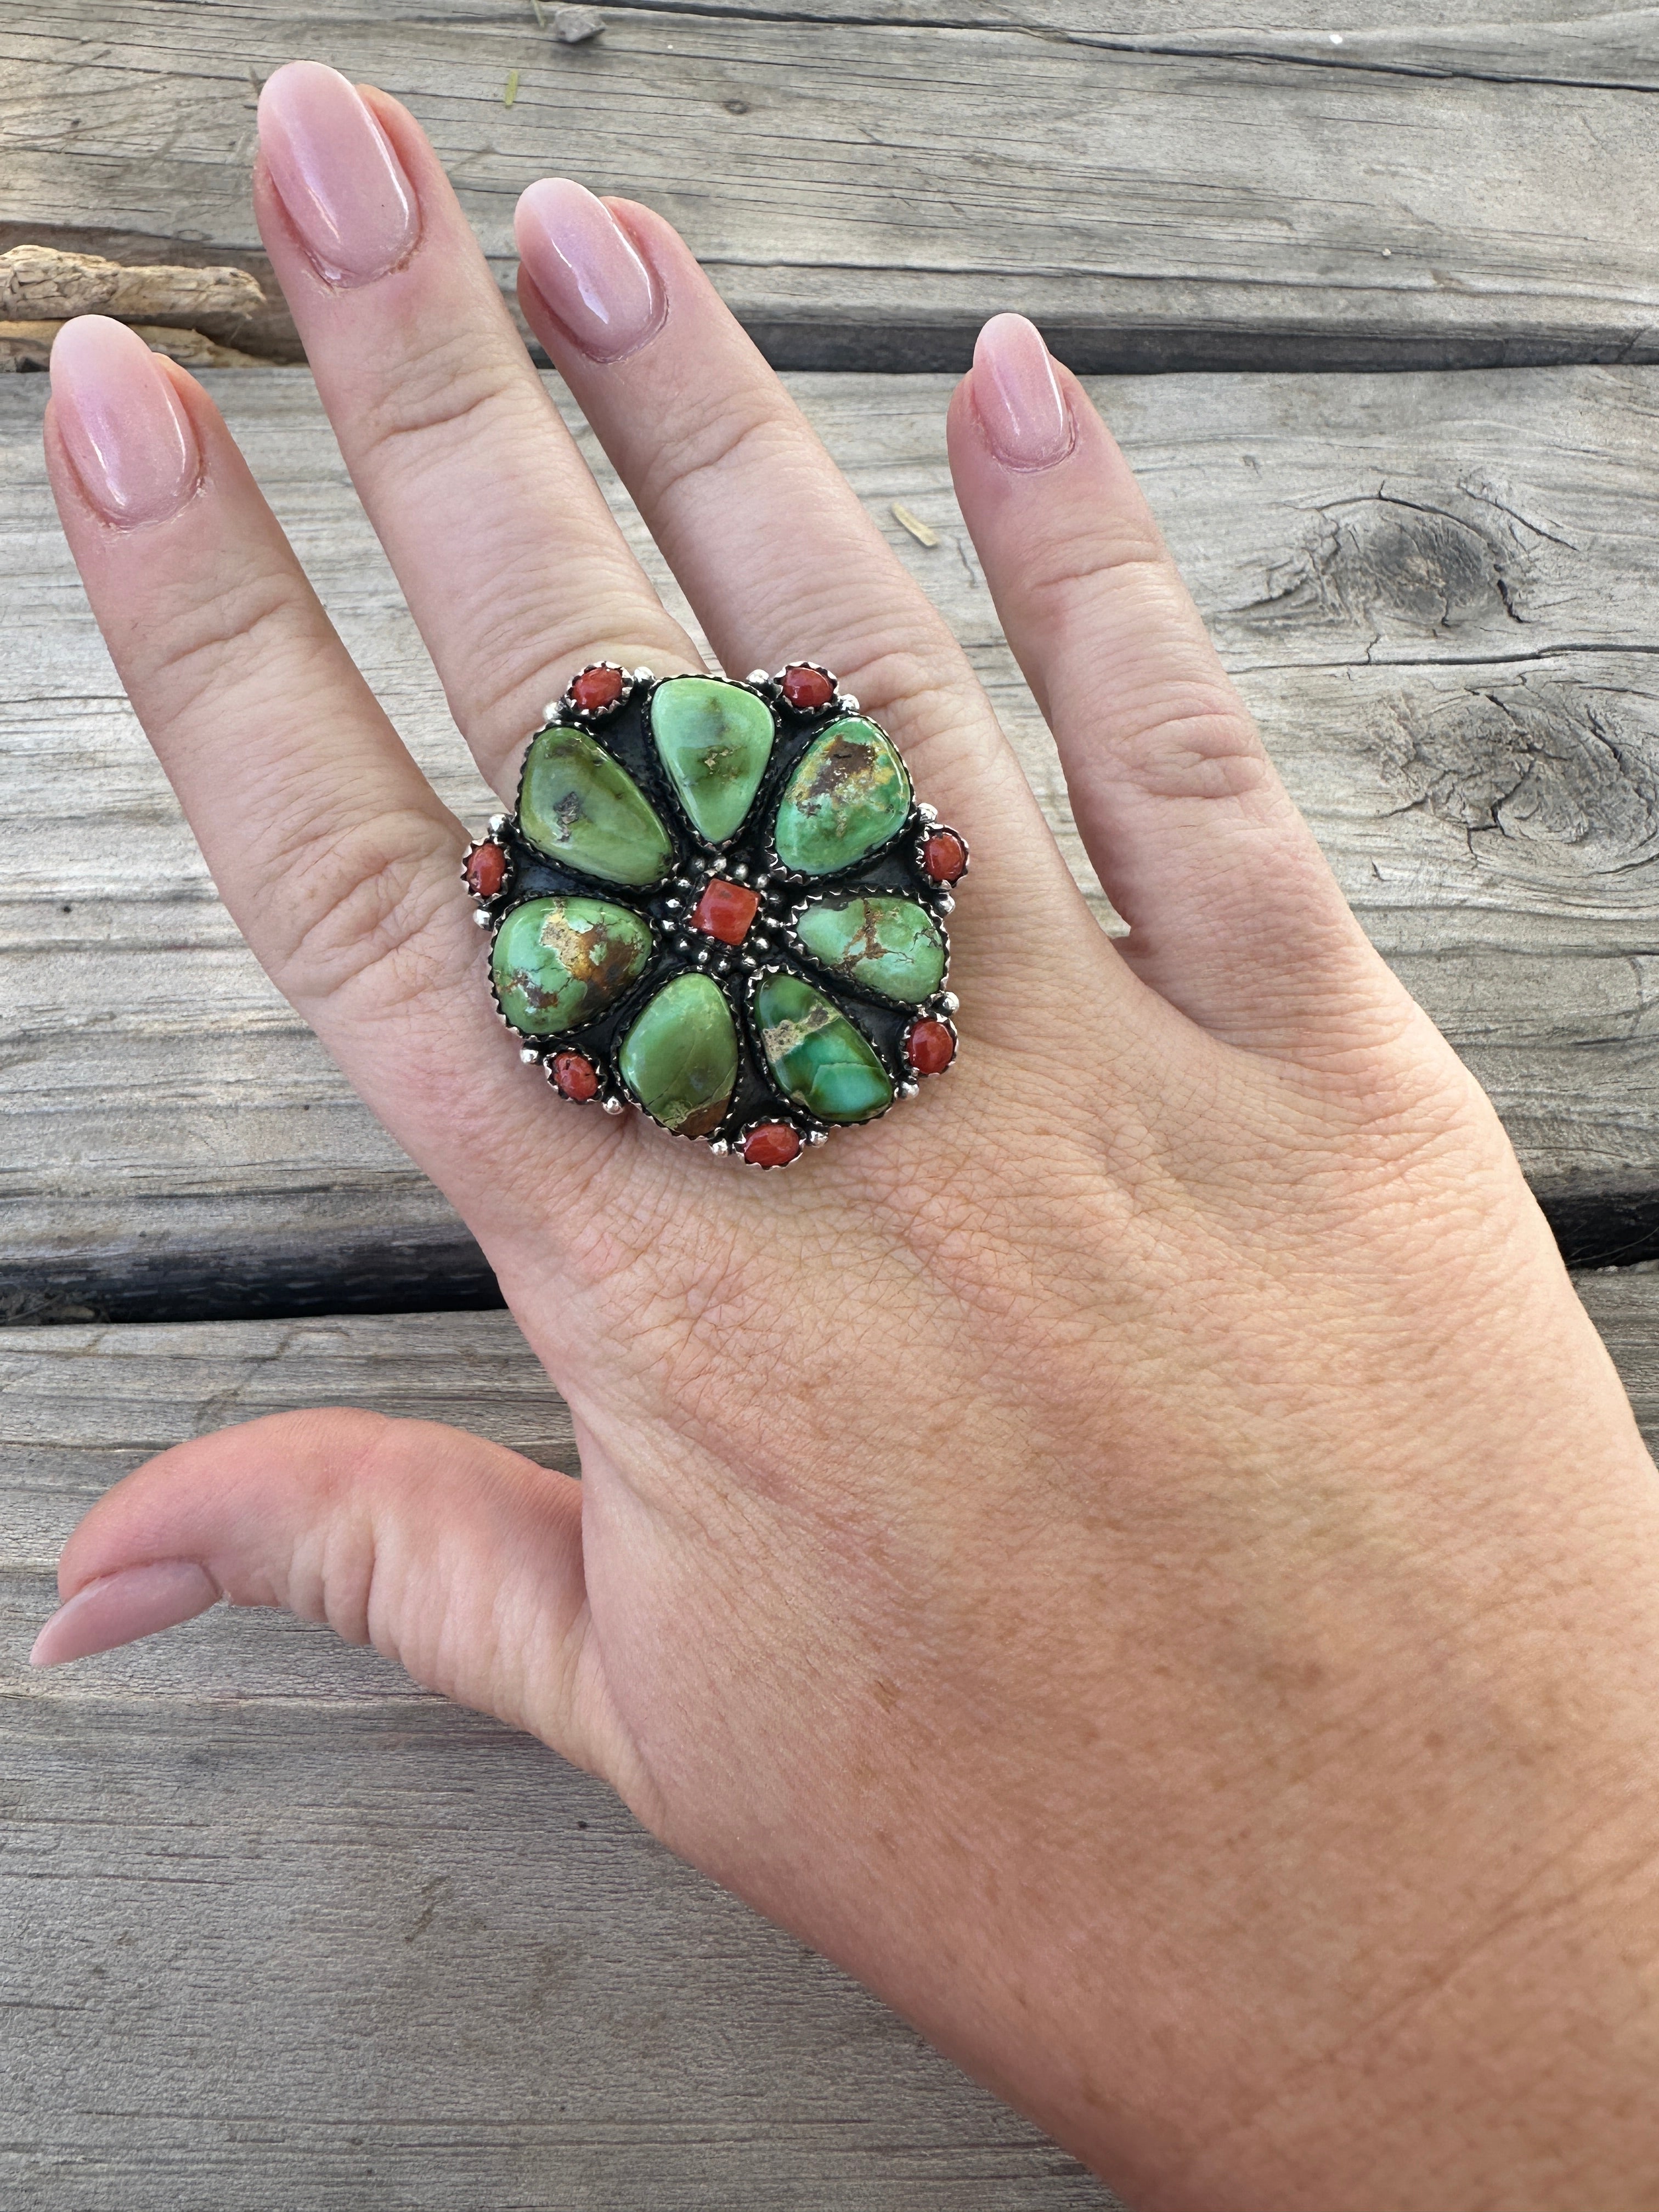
xmin=42 ymin=315 xmax=620 ymax=1245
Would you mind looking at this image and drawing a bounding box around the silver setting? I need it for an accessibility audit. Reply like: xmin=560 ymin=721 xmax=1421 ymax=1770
xmin=559 ymin=660 xmax=634 ymax=725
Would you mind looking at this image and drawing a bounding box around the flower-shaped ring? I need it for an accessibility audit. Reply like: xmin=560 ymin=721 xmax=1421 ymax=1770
xmin=463 ymin=662 xmax=968 ymax=1168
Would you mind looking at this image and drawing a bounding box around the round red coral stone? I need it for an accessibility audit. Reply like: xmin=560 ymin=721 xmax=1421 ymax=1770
xmin=464 ymin=840 xmax=508 ymax=899
xmin=906 ymin=1018 xmax=956 ymax=1076
xmin=551 ymin=1052 xmax=600 ymax=1103
xmin=743 ymin=1122 xmax=802 ymax=1169
xmin=689 ymin=877 xmax=761 ymax=945
xmin=780 ymin=663 xmax=836 ymax=713
xmin=921 ymin=828 xmax=967 ymax=884
xmin=571 ymin=664 xmax=625 ymax=714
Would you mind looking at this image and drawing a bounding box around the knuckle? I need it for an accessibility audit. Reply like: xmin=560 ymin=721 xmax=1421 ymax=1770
xmin=263 ymin=804 xmax=465 ymax=1015
xmin=353 ymin=335 xmax=533 ymax=471
xmin=1113 ymin=693 xmax=1270 ymax=803
xmin=634 ymin=390 xmax=792 ymax=518
xmin=139 ymin=558 xmax=318 ymax=724
xmin=1020 ymin=523 xmax=1171 ymax=617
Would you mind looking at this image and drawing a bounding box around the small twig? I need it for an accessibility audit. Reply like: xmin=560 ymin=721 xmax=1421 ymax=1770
xmin=891 ymin=503 xmax=940 ymax=548
xmin=529 ymin=0 xmax=546 ymax=22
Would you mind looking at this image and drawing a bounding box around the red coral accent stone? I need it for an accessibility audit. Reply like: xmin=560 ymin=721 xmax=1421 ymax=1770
xmin=689 ymin=877 xmax=761 ymax=945
xmin=571 ymin=664 xmax=625 ymax=714
xmin=780 ymin=663 xmax=836 ymax=713
xmin=921 ymin=828 xmax=967 ymax=884
xmin=906 ymin=1018 xmax=956 ymax=1076
xmin=465 ymin=841 xmax=508 ymax=899
xmin=551 ymin=1052 xmax=600 ymax=1103
xmin=743 ymin=1122 xmax=802 ymax=1169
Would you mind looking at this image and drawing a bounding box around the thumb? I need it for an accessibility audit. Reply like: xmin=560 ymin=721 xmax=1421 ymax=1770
xmin=29 ymin=1406 xmax=636 ymax=1791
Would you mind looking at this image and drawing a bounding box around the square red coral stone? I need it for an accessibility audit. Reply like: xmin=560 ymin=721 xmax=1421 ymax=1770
xmin=689 ymin=878 xmax=761 ymax=945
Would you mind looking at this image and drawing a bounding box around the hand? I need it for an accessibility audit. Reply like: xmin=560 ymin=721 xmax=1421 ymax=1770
xmin=34 ymin=60 xmax=1659 ymax=2211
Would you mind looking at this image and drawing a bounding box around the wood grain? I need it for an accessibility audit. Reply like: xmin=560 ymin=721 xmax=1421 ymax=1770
xmin=8 ymin=362 xmax=1659 ymax=1311
xmin=12 ymin=2 xmax=1659 ymax=371
xmin=0 ymin=1310 xmax=1109 ymax=2210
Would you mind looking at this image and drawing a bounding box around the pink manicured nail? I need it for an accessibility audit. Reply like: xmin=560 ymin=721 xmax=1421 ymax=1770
xmin=972 ymin=313 xmax=1074 ymax=471
xmin=49 ymin=317 xmax=200 ymax=526
xmin=30 ymin=1561 xmax=219 ymax=1668
xmin=259 ymin=60 xmax=417 ymax=285
xmin=515 ymin=178 xmax=664 ymax=363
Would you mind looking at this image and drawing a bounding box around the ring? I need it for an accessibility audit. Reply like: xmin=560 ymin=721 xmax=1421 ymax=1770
xmin=464 ymin=662 xmax=968 ymax=1167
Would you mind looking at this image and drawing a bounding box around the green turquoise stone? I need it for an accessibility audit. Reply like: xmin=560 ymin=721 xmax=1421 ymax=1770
xmin=772 ymin=718 xmax=911 ymax=876
xmin=650 ymin=676 xmax=775 ymax=844
xmin=518 ymin=723 xmax=673 ymax=887
xmin=795 ymin=894 xmax=946 ymax=1004
xmin=492 ymin=896 xmax=652 ymax=1037
xmin=619 ymin=973 xmax=740 ymax=1138
xmin=754 ymin=973 xmax=894 ymax=1125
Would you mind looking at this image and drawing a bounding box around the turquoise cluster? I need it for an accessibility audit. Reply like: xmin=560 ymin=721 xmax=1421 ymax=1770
xmin=487 ymin=672 xmax=954 ymax=1145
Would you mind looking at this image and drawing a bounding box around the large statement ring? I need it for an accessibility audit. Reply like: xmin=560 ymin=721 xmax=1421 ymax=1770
xmin=464 ymin=662 xmax=968 ymax=1168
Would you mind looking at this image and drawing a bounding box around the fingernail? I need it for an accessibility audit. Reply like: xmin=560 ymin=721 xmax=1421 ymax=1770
xmin=515 ymin=178 xmax=664 ymax=363
xmin=30 ymin=1560 xmax=219 ymax=1668
xmin=972 ymin=313 xmax=1075 ymax=471
xmin=259 ymin=60 xmax=418 ymax=286
xmin=48 ymin=317 xmax=201 ymax=527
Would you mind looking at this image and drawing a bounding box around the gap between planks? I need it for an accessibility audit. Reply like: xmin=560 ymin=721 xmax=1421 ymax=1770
xmin=12 ymin=2 xmax=1659 ymax=373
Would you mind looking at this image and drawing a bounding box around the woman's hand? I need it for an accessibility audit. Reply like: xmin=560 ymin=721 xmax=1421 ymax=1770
xmin=33 ymin=59 xmax=1659 ymax=2211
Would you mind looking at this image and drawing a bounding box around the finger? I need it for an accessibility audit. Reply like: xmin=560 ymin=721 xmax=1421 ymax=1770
xmin=511 ymin=182 xmax=1097 ymax=989
xmin=42 ymin=316 xmax=618 ymax=1229
xmin=255 ymin=63 xmax=701 ymax=794
xmin=29 ymin=1407 xmax=642 ymax=1797
xmin=947 ymin=315 xmax=1391 ymax=1048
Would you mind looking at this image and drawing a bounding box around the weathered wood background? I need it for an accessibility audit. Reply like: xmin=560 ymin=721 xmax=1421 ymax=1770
xmin=7 ymin=2 xmax=1659 ymax=2205
xmin=13 ymin=1 xmax=1659 ymax=372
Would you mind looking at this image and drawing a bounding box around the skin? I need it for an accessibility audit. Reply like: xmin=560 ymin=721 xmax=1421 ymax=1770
xmin=37 ymin=79 xmax=1659 ymax=2212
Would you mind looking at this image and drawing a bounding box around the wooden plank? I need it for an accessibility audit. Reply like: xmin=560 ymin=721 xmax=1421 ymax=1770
xmin=0 ymin=1312 xmax=1109 ymax=2210
xmin=5 ymin=360 xmax=1659 ymax=1319
xmin=9 ymin=3 xmax=1659 ymax=372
